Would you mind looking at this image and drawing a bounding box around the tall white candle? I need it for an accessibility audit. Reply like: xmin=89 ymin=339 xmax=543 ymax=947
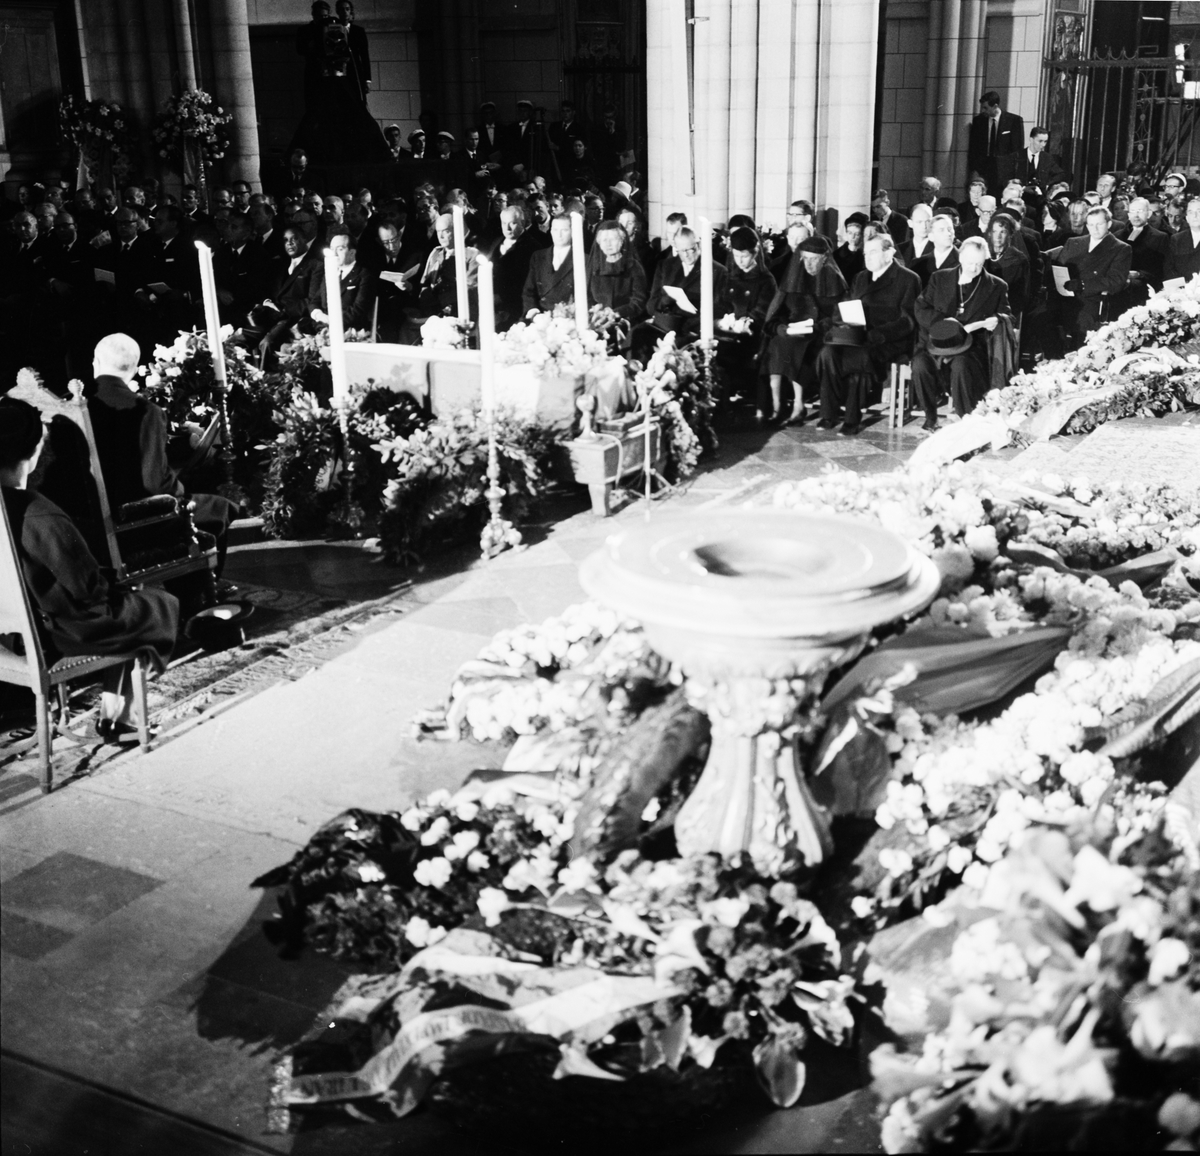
xmin=699 ymin=216 xmax=714 ymax=344
xmin=477 ymin=255 xmax=496 ymax=415
xmin=452 ymin=204 xmax=470 ymax=323
xmin=194 ymin=240 xmax=227 ymax=387
xmin=324 ymin=247 xmax=349 ymax=405
xmin=570 ymin=211 xmax=588 ymax=331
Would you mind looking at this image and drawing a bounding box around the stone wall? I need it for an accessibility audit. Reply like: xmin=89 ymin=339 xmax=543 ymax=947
xmin=647 ymin=0 xmax=879 ymax=235
xmin=877 ymin=0 xmax=1050 ymax=210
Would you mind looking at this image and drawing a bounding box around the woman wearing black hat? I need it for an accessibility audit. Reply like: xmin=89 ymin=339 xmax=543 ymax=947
xmin=0 ymin=397 xmax=179 ymax=736
xmin=717 ymin=226 xmax=776 ymax=401
xmin=761 ymin=234 xmax=847 ymax=425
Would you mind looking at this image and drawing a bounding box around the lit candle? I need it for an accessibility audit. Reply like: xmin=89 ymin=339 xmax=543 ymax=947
xmin=699 ymin=216 xmax=714 ymax=344
xmin=570 ymin=210 xmax=588 ymax=331
xmin=324 ymin=247 xmax=349 ymax=405
xmin=452 ymin=203 xmax=470 ymax=323
xmin=477 ymin=255 xmax=496 ymax=415
xmin=194 ymin=240 xmax=227 ymax=388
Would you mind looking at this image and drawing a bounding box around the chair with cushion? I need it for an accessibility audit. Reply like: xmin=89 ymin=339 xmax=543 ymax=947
xmin=0 ymin=497 xmax=150 ymax=793
xmin=12 ymin=377 xmax=218 ymax=595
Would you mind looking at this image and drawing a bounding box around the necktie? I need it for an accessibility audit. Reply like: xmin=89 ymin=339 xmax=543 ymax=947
xmin=988 ymin=118 xmax=996 ymax=156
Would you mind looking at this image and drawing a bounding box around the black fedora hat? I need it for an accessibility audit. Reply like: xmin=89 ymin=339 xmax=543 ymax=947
xmin=928 ymin=317 xmax=972 ymax=357
xmin=826 ymin=323 xmax=866 ymax=347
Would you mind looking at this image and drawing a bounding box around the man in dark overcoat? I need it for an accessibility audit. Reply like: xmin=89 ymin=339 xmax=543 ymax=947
xmin=911 ymin=237 xmax=1011 ymax=430
xmin=815 ymin=234 xmax=919 ymax=436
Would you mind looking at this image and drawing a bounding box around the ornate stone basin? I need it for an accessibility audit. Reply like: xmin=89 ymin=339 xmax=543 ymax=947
xmin=580 ymin=511 xmax=940 ymax=872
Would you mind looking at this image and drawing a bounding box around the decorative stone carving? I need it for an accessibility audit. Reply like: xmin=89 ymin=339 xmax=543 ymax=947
xmin=580 ymin=512 xmax=940 ymax=872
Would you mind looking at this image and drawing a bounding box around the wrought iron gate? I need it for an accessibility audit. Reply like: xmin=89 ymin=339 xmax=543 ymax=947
xmin=1045 ymin=22 xmax=1200 ymax=190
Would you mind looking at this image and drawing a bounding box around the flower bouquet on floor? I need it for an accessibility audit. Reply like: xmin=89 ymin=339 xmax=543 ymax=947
xmin=260 ymin=778 xmax=860 ymax=1144
xmin=140 ymin=326 xmax=284 ymax=506
xmin=871 ymin=818 xmax=1200 ymax=1153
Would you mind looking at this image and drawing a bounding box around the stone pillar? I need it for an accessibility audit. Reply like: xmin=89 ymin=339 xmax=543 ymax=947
xmin=174 ymin=0 xmax=199 ymax=91
xmin=815 ymin=0 xmax=880 ymax=218
xmin=928 ymin=0 xmax=990 ymax=196
xmin=208 ymin=0 xmax=260 ymax=187
xmin=727 ymin=1 xmax=759 ymax=215
xmin=648 ymin=0 xmax=882 ymax=233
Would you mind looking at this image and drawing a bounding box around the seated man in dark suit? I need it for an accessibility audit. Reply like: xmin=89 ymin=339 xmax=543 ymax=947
xmin=911 ymin=213 xmax=960 ymax=287
xmin=815 ymin=234 xmax=919 ymax=436
xmin=1056 ymin=206 xmax=1133 ymax=347
xmin=485 ymin=205 xmax=541 ymax=331
xmin=1115 ymin=196 xmax=1168 ymax=313
xmin=85 ymin=333 xmax=235 ymax=584
xmin=244 ymin=225 xmax=323 ymax=357
xmin=911 ymin=237 xmax=1010 ymax=431
xmin=214 ymin=211 xmax=271 ymax=327
xmin=91 ymin=207 xmax=160 ymax=351
xmin=373 ymin=214 xmax=430 ymax=342
xmin=1163 ymin=196 xmax=1200 ymax=285
xmin=522 ymin=214 xmax=577 ymax=316
xmin=416 ymin=211 xmax=479 ymax=320
xmin=870 ymin=189 xmax=910 ymax=247
xmin=642 ymin=225 xmax=729 ymax=343
xmin=308 ymin=228 xmax=377 ymax=333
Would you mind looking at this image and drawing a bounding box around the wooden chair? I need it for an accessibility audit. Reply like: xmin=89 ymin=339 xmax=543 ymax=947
xmin=887 ymin=360 xmax=912 ymax=428
xmin=0 ymin=496 xmax=150 ymax=794
xmin=13 ymin=379 xmax=219 ymax=592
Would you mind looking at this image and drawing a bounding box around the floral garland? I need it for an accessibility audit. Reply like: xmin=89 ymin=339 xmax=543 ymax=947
xmin=255 ymin=459 xmax=1200 ymax=1138
xmin=58 ymin=94 xmax=137 ymax=171
xmin=420 ymin=315 xmax=473 ymax=350
xmin=258 ymin=781 xmax=856 ymax=1113
xmin=495 ymin=308 xmax=611 ymax=380
xmin=872 ymin=820 xmax=1200 ymax=1153
xmin=374 ymin=408 xmax=559 ymax=565
xmin=919 ymin=281 xmax=1200 ymax=461
xmin=151 ymin=89 xmax=233 ymax=171
xmin=260 ymin=385 xmax=425 ymax=540
xmin=140 ymin=327 xmax=286 ymax=503
xmin=633 ymin=333 xmax=707 ymax=480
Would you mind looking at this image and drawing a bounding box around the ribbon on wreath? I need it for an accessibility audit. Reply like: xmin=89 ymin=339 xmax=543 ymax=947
xmin=281 ymin=927 xmax=683 ymax=1118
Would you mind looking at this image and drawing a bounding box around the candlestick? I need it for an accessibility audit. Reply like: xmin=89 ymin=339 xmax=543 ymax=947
xmin=699 ymin=216 xmax=714 ymax=345
xmin=452 ymin=204 xmax=470 ymax=323
xmin=477 ymin=255 xmax=495 ymax=415
xmin=323 ymin=247 xmax=350 ymax=406
xmin=476 ymin=254 xmax=515 ymax=560
xmin=570 ymin=211 xmax=588 ymax=331
xmin=194 ymin=241 xmax=227 ymax=389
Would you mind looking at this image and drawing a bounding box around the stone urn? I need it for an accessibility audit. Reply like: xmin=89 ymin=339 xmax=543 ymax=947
xmin=579 ymin=511 xmax=940 ymax=872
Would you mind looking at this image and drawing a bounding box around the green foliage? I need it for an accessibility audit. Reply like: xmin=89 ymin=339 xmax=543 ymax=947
xmin=375 ymin=408 xmax=558 ymax=565
xmin=260 ymin=386 xmax=425 ymax=540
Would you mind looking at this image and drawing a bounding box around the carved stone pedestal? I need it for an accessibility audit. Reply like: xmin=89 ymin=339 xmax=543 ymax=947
xmin=580 ymin=512 xmax=939 ymax=870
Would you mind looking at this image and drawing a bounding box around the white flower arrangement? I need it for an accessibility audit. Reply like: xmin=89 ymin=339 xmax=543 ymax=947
xmin=495 ymin=310 xmax=611 ymax=379
xmin=420 ymin=315 xmax=471 ymax=349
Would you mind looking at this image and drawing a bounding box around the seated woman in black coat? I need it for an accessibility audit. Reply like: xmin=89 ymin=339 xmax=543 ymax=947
xmin=761 ymin=234 xmax=847 ymax=424
xmin=717 ymin=226 xmax=776 ymax=397
xmin=586 ymin=219 xmax=648 ymax=325
xmin=1 ymin=397 xmax=179 ymax=736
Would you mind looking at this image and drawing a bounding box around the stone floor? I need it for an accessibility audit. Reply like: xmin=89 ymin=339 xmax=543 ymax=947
xmin=2 ymin=403 xmax=1167 ymax=1154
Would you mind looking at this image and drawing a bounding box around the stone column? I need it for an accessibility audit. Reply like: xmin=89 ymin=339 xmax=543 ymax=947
xmin=208 ymin=0 xmax=259 ymax=187
xmin=174 ymin=0 xmax=199 ymax=91
xmin=727 ymin=0 xmax=759 ymax=215
xmin=815 ymin=0 xmax=880 ymax=218
xmin=648 ymin=0 xmax=881 ymax=233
